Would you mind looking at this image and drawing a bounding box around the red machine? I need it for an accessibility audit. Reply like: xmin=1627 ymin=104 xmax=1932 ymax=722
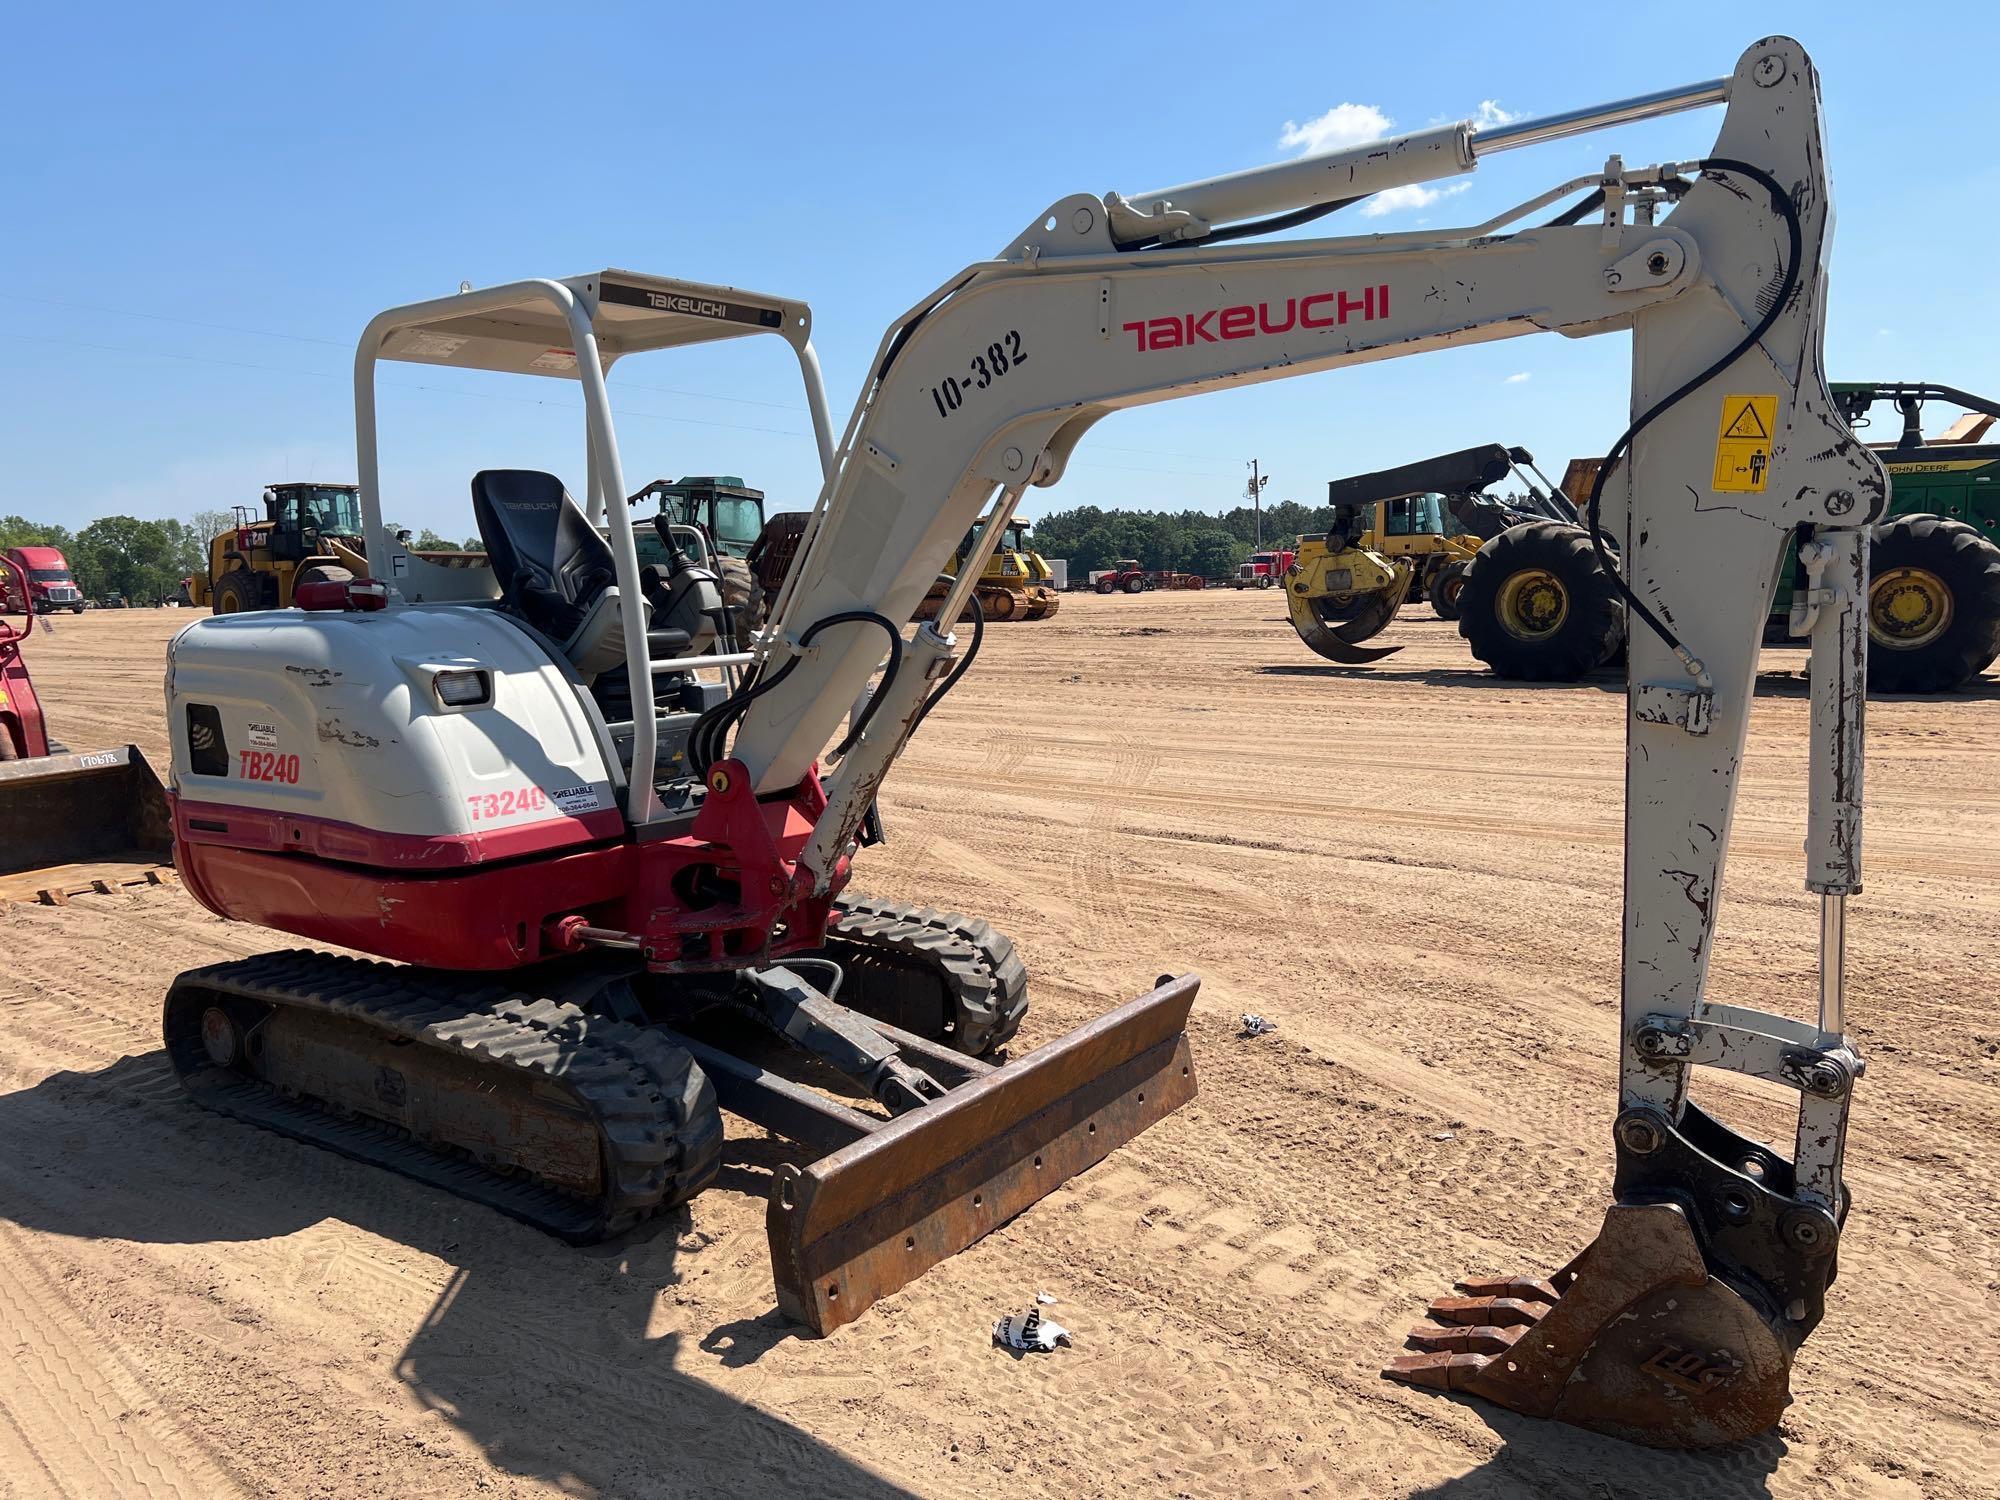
xmin=0 ymin=554 xmax=51 ymax=759
xmin=1230 ymin=548 xmax=1295 ymax=589
xmin=2 ymin=545 xmax=87 ymax=615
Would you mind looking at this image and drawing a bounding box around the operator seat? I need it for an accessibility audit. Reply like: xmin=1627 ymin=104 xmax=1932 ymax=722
xmin=470 ymin=469 xmax=655 ymax=679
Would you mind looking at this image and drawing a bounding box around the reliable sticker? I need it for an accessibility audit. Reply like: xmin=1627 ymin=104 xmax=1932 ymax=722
xmin=1713 ymin=394 xmax=1778 ymax=493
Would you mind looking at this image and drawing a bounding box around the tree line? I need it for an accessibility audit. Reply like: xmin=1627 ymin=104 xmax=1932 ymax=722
xmin=0 ymin=510 xmax=481 ymax=604
xmin=1026 ymin=499 xmax=1350 ymax=578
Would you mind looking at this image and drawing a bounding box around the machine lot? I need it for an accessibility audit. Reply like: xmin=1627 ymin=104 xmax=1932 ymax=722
xmin=2 ymin=595 xmax=1995 ymax=1499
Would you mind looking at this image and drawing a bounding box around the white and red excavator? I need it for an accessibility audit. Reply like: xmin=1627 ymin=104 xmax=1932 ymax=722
xmin=161 ymin=37 xmax=1878 ymax=1449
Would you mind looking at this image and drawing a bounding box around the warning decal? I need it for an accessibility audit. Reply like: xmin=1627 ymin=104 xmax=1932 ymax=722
xmin=1713 ymin=394 xmax=1778 ymax=492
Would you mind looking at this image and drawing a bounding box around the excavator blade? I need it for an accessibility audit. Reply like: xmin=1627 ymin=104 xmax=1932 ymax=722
xmin=1286 ymin=581 xmax=1408 ymax=664
xmin=1384 ymin=1202 xmax=1794 ymax=1449
xmin=0 ymin=746 xmax=174 ymax=905
xmin=767 ymin=974 xmax=1198 ymax=1334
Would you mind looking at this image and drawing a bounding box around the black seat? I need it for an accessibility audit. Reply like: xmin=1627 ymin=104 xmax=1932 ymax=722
xmin=470 ymin=470 xmax=616 ymax=641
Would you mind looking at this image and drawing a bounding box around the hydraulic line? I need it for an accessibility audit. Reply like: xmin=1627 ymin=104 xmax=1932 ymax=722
xmin=690 ymin=610 xmax=903 ymax=775
xmin=1584 ymin=159 xmax=1802 ymax=677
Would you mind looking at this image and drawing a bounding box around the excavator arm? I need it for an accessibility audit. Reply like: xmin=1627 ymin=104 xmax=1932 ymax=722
xmin=718 ymin=36 xmax=1881 ymax=1445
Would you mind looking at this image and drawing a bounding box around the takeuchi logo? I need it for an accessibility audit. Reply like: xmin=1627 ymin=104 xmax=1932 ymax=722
xmin=1122 ymin=283 xmax=1391 ymax=352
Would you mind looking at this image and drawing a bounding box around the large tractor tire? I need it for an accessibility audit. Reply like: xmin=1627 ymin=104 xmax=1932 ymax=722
xmin=717 ymin=554 xmax=764 ymax=643
xmin=1122 ymin=574 xmax=1146 ymax=594
xmin=1428 ymin=560 xmax=1470 ymax=621
xmin=1866 ymin=515 xmax=2000 ymax=692
xmin=212 ymin=569 xmax=261 ymax=615
xmin=1458 ymin=523 xmax=1624 ymax=681
xmin=1096 ymin=575 xmax=1118 ymax=595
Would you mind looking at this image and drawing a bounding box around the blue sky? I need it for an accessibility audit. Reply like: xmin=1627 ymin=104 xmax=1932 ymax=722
xmin=5 ymin=2 xmax=1996 ymax=535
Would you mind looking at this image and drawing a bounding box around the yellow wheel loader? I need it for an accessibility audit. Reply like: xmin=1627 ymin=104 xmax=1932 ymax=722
xmin=185 ymin=483 xmax=487 ymax=613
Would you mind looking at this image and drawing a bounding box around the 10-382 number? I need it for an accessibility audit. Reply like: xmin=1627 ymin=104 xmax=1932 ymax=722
xmin=931 ymin=331 xmax=1027 ymax=418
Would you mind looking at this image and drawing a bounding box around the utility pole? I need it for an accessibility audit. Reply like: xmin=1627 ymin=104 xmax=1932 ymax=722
xmin=1245 ymin=460 xmax=1270 ymax=549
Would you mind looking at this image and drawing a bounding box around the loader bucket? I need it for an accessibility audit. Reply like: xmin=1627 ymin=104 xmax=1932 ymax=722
xmin=1286 ymin=575 xmax=1408 ymax=665
xmin=1384 ymin=1201 xmax=1794 ymax=1448
xmin=767 ymin=974 xmax=1198 ymax=1333
xmin=0 ymin=746 xmax=174 ymax=904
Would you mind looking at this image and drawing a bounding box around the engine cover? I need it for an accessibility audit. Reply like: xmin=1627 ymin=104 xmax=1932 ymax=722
xmin=166 ymin=603 xmax=620 ymax=870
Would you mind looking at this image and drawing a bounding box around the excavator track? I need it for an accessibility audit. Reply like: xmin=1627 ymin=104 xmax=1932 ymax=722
xmin=164 ymin=950 xmax=723 ymax=1243
xmin=816 ymin=895 xmax=1030 ymax=1055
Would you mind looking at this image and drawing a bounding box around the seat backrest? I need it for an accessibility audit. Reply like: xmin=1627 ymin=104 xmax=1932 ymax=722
xmin=470 ymin=470 xmax=616 ymax=640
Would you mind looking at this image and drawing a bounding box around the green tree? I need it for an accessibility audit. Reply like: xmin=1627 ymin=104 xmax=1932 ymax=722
xmin=71 ymin=516 xmax=193 ymax=602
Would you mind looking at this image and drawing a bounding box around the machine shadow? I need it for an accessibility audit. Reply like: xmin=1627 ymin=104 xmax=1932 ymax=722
xmin=1400 ymin=1398 xmax=1786 ymax=1498
xmin=0 ymin=1052 xmax=915 ymax=1500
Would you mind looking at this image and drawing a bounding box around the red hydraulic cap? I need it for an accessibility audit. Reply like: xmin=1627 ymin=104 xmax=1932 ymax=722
xmin=296 ymin=578 xmax=389 ymax=612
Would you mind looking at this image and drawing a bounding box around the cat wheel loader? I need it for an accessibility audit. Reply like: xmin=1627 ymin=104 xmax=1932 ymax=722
xmin=162 ymin=37 xmax=1877 ymax=1448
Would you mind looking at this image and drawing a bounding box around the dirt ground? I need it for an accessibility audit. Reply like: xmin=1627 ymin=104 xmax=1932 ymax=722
xmin=2 ymin=595 xmax=1995 ymax=1500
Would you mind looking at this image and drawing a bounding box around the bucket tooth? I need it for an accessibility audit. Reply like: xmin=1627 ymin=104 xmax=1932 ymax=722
xmin=1384 ymin=1202 xmax=1795 ymax=1449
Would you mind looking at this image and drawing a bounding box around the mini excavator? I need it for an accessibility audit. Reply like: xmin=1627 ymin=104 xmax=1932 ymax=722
xmin=164 ymin=37 xmax=1877 ymax=1449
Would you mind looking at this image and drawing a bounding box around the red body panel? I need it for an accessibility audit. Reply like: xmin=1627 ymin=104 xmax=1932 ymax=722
xmin=170 ymin=760 xmax=840 ymax=973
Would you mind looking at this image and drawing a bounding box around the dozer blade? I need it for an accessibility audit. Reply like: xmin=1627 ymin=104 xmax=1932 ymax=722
xmin=1384 ymin=1202 xmax=1794 ymax=1449
xmin=0 ymin=746 xmax=174 ymax=905
xmin=767 ymin=974 xmax=1198 ymax=1334
xmin=1286 ymin=584 xmax=1406 ymax=665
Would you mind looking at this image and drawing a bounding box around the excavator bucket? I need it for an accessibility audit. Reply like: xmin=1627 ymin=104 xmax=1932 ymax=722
xmin=764 ymin=974 xmax=1197 ymax=1333
xmin=1384 ymin=1202 xmax=1794 ymax=1448
xmin=0 ymin=746 xmax=174 ymax=905
xmin=1285 ymin=563 xmax=1411 ymax=665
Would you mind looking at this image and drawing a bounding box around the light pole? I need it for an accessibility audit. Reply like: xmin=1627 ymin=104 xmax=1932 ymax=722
xmin=1246 ymin=460 xmax=1270 ymax=549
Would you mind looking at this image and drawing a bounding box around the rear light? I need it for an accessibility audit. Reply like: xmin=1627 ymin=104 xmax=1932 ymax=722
xmin=433 ymin=669 xmax=491 ymax=707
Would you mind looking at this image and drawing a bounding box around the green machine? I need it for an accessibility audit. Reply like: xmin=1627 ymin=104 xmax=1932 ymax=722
xmin=625 ymin=476 xmax=768 ymax=639
xmin=1814 ymin=384 xmax=2000 ymax=691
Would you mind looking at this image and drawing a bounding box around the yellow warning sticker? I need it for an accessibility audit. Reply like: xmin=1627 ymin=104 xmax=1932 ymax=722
xmin=1713 ymin=394 xmax=1778 ymax=492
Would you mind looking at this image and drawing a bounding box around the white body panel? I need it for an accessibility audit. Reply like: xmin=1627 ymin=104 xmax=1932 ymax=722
xmin=166 ymin=605 xmax=616 ymax=842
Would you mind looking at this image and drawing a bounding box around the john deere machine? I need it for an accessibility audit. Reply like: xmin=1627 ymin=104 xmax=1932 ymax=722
xmin=158 ymin=43 xmax=1888 ymax=1447
xmin=627 ymin=475 xmax=768 ymax=639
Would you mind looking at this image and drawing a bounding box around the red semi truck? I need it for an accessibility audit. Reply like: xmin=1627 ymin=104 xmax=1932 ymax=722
xmin=1230 ymin=548 xmax=1295 ymax=588
xmin=2 ymin=546 xmax=86 ymax=614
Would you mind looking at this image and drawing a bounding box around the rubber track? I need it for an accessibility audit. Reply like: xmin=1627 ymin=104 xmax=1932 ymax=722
xmin=821 ymin=894 xmax=1030 ymax=1055
xmin=163 ymin=950 xmax=721 ymax=1244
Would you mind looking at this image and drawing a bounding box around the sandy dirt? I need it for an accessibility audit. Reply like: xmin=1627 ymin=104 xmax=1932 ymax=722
xmin=2 ymin=596 xmax=1995 ymax=1499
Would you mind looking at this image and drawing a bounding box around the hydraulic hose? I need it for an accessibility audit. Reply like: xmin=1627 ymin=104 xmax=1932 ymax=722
xmin=1584 ymin=159 xmax=1802 ymax=677
xmin=906 ymin=589 xmax=985 ymax=739
xmin=688 ymin=611 xmax=903 ymax=777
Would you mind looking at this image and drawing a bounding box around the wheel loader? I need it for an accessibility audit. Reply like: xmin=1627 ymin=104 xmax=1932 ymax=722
xmin=162 ymin=38 xmax=1879 ymax=1449
xmin=185 ymin=482 xmax=490 ymax=613
xmin=0 ymin=552 xmax=172 ymax=905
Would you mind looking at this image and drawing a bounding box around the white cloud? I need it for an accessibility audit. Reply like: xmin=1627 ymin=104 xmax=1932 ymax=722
xmin=1504 ymin=372 xmax=1532 ymax=385
xmin=1278 ymin=102 xmax=1393 ymax=156
xmin=1359 ymin=181 xmax=1472 ymax=219
xmin=1471 ymin=100 xmax=1521 ymax=131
